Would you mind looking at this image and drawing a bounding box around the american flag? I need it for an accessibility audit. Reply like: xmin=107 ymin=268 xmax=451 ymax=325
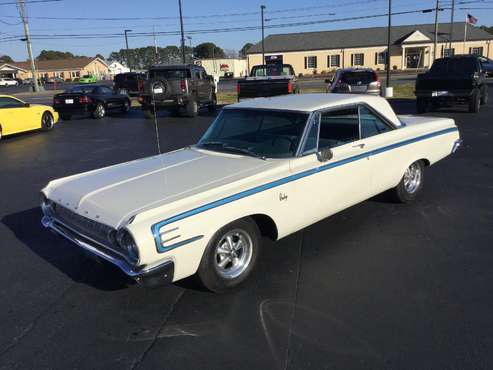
xmin=466 ymin=14 xmax=478 ymax=25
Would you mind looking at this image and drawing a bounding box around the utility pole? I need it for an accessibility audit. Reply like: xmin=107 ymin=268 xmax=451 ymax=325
xmin=187 ymin=36 xmax=193 ymax=63
xmin=17 ymin=0 xmax=40 ymax=92
xmin=386 ymin=0 xmax=391 ymax=88
xmin=448 ymin=0 xmax=455 ymax=50
xmin=178 ymin=0 xmax=186 ymax=64
xmin=124 ymin=29 xmax=132 ymax=71
xmin=433 ymin=0 xmax=439 ymax=61
xmin=261 ymin=5 xmax=266 ymax=65
xmin=153 ymin=25 xmax=158 ymax=63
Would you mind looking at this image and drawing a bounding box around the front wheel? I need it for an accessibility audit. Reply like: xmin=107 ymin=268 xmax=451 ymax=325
xmin=480 ymin=86 xmax=488 ymax=105
xmin=391 ymin=160 xmax=425 ymax=203
xmin=197 ymin=218 xmax=261 ymax=292
xmin=121 ymin=99 xmax=130 ymax=113
xmin=92 ymin=103 xmax=106 ymax=119
xmin=184 ymin=98 xmax=198 ymax=117
xmin=208 ymin=93 xmax=217 ymax=112
xmin=469 ymin=89 xmax=480 ymax=113
xmin=41 ymin=112 xmax=54 ymax=131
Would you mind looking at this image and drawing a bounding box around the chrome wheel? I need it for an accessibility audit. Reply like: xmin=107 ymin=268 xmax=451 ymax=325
xmin=42 ymin=112 xmax=54 ymax=129
xmin=95 ymin=104 xmax=105 ymax=118
xmin=214 ymin=229 xmax=253 ymax=279
xmin=403 ymin=162 xmax=422 ymax=194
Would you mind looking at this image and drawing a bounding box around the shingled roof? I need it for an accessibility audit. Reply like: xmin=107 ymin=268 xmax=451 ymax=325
xmin=11 ymin=57 xmax=107 ymax=71
xmin=247 ymin=22 xmax=493 ymax=54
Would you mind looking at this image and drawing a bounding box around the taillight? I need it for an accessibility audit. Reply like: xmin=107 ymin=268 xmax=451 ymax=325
xmin=180 ymin=79 xmax=186 ymax=92
xmin=287 ymin=81 xmax=293 ymax=93
xmin=78 ymin=96 xmax=91 ymax=104
xmin=374 ymin=73 xmax=381 ymax=87
xmin=236 ymin=83 xmax=240 ymax=94
xmin=53 ymin=98 xmax=61 ymax=104
xmin=138 ymin=80 xmax=144 ymax=92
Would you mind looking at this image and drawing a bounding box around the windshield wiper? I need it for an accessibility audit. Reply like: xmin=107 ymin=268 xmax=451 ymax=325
xmin=222 ymin=146 xmax=266 ymax=160
xmin=198 ymin=142 xmax=266 ymax=160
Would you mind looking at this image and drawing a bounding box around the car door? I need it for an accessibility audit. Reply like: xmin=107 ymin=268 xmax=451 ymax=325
xmin=0 ymin=96 xmax=35 ymax=135
xmin=357 ymin=104 xmax=401 ymax=195
xmin=286 ymin=106 xmax=372 ymax=232
xmin=96 ymin=86 xmax=121 ymax=109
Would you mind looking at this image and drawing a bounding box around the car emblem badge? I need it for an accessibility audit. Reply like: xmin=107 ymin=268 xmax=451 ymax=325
xmin=279 ymin=193 xmax=288 ymax=201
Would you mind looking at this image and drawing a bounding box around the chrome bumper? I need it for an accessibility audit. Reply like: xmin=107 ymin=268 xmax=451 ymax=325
xmin=41 ymin=215 xmax=174 ymax=285
xmin=452 ymin=138 xmax=463 ymax=153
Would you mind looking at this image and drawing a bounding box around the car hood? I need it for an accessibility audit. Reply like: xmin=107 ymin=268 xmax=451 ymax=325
xmin=43 ymin=147 xmax=281 ymax=228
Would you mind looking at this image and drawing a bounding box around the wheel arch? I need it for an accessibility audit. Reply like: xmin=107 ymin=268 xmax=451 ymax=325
xmin=248 ymin=213 xmax=279 ymax=241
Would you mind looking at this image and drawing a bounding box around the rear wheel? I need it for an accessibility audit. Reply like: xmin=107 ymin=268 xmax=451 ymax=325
xmin=469 ymin=89 xmax=481 ymax=113
xmin=93 ymin=103 xmax=106 ymax=119
xmin=391 ymin=160 xmax=425 ymax=203
xmin=142 ymin=106 xmax=155 ymax=119
xmin=60 ymin=113 xmax=71 ymax=121
xmin=480 ymin=85 xmax=488 ymax=105
xmin=185 ymin=98 xmax=198 ymax=117
xmin=41 ymin=112 xmax=54 ymax=131
xmin=197 ymin=218 xmax=261 ymax=292
xmin=416 ymin=97 xmax=429 ymax=114
xmin=121 ymin=99 xmax=131 ymax=113
xmin=208 ymin=93 xmax=217 ymax=112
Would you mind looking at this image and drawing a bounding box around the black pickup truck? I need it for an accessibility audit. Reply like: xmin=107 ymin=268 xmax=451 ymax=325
xmin=415 ymin=55 xmax=488 ymax=113
xmin=237 ymin=64 xmax=299 ymax=100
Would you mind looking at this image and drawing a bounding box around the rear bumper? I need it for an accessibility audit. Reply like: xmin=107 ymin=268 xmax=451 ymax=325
xmin=54 ymin=105 xmax=93 ymax=115
xmin=41 ymin=215 xmax=174 ymax=287
xmin=415 ymin=89 xmax=474 ymax=98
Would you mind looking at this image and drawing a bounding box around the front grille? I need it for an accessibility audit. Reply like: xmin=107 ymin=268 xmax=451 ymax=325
xmin=52 ymin=204 xmax=115 ymax=248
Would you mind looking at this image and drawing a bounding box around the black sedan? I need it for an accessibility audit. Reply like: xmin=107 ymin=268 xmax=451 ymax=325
xmin=53 ymin=85 xmax=131 ymax=120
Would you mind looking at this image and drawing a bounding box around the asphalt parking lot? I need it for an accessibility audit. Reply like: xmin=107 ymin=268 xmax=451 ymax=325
xmin=1 ymin=85 xmax=492 ymax=370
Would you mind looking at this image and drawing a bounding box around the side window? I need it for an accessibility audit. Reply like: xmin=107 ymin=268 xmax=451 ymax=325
xmin=359 ymin=106 xmax=392 ymax=138
xmin=318 ymin=107 xmax=359 ymax=148
xmin=0 ymin=97 xmax=25 ymax=108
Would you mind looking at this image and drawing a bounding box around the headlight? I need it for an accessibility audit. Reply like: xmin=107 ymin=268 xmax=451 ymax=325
xmin=40 ymin=193 xmax=55 ymax=215
xmin=116 ymin=228 xmax=139 ymax=265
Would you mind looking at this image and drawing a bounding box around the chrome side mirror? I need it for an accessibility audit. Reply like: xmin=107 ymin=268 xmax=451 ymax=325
xmin=317 ymin=147 xmax=333 ymax=162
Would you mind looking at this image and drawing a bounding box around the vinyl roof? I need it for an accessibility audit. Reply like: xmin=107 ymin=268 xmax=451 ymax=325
xmin=247 ymin=22 xmax=493 ymax=54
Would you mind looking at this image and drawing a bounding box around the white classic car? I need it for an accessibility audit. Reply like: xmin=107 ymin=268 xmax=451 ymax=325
xmin=41 ymin=94 xmax=461 ymax=291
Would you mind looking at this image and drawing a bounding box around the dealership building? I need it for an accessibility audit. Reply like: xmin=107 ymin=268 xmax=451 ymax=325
xmin=246 ymin=22 xmax=493 ymax=75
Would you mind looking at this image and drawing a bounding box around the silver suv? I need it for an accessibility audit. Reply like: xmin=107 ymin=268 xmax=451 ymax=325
xmin=326 ymin=68 xmax=381 ymax=96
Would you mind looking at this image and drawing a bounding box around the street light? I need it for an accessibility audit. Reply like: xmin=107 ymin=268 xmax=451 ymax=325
xmin=124 ymin=29 xmax=132 ymax=71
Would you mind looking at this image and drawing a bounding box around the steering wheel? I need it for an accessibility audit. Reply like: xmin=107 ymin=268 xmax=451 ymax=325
xmin=272 ymin=136 xmax=297 ymax=153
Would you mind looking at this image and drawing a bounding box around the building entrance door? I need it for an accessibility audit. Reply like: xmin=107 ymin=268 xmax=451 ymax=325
xmin=405 ymin=47 xmax=425 ymax=69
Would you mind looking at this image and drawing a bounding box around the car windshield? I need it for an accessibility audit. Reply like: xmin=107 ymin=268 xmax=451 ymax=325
xmin=341 ymin=71 xmax=376 ymax=84
xmin=149 ymin=69 xmax=190 ymax=79
xmin=430 ymin=58 xmax=477 ymax=74
xmin=66 ymin=86 xmax=96 ymax=94
xmin=197 ymin=108 xmax=309 ymax=158
xmin=82 ymin=75 xmax=91 ymax=78
xmin=251 ymin=65 xmax=293 ymax=77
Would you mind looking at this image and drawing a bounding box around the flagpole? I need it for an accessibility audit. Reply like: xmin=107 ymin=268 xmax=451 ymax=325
xmin=463 ymin=16 xmax=468 ymax=53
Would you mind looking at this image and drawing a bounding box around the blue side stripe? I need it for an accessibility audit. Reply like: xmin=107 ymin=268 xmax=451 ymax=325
xmin=152 ymin=126 xmax=458 ymax=253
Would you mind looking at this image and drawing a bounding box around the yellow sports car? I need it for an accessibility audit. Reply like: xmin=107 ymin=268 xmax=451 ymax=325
xmin=0 ymin=95 xmax=58 ymax=140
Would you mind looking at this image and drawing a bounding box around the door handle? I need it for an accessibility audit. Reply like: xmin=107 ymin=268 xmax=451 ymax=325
xmin=352 ymin=143 xmax=365 ymax=149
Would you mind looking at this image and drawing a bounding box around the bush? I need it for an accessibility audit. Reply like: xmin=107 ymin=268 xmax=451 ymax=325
xmin=312 ymin=69 xmax=318 ymax=75
xmin=392 ymin=65 xmax=398 ymax=70
xmin=298 ymin=73 xmax=303 ymax=77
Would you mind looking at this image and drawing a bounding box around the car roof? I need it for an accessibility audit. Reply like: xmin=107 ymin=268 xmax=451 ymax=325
xmin=226 ymin=93 xmax=402 ymax=127
xmin=149 ymin=64 xmax=196 ymax=69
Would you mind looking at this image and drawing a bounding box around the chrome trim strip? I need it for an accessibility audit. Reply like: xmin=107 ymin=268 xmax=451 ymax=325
xmin=152 ymin=126 xmax=459 ymax=253
xmin=451 ymin=138 xmax=463 ymax=153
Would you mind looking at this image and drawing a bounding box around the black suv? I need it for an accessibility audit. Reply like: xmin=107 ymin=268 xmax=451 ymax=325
xmin=114 ymin=72 xmax=146 ymax=96
xmin=139 ymin=64 xmax=216 ymax=118
xmin=415 ymin=55 xmax=488 ymax=113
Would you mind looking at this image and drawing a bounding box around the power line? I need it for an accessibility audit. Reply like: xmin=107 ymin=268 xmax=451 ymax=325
xmin=0 ymin=0 xmax=61 ymax=5
xmin=0 ymin=8 xmax=447 ymax=42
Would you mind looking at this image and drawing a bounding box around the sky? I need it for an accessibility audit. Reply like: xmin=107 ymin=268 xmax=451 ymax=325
xmin=1 ymin=0 xmax=492 ymax=62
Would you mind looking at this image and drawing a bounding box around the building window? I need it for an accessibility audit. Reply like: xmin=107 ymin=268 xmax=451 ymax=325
xmin=469 ymin=47 xmax=483 ymax=56
xmin=351 ymin=53 xmax=364 ymax=66
xmin=304 ymin=56 xmax=317 ymax=69
xmin=327 ymin=55 xmax=340 ymax=68
xmin=375 ymin=51 xmax=387 ymax=65
xmin=443 ymin=48 xmax=455 ymax=57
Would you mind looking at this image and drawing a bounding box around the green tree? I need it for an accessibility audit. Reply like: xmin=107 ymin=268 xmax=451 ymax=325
xmin=95 ymin=53 xmax=105 ymax=60
xmin=36 ymin=50 xmax=87 ymax=61
xmin=480 ymin=25 xmax=493 ymax=35
xmin=107 ymin=45 xmax=193 ymax=69
xmin=0 ymin=55 xmax=14 ymax=63
xmin=239 ymin=43 xmax=253 ymax=57
xmin=193 ymin=42 xmax=225 ymax=59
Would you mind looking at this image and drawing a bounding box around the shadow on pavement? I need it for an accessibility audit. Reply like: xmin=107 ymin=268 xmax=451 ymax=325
xmin=2 ymin=207 xmax=132 ymax=291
